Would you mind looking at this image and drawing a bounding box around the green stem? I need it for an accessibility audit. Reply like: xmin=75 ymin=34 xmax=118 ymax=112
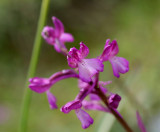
xmin=19 ymin=0 xmax=50 ymax=132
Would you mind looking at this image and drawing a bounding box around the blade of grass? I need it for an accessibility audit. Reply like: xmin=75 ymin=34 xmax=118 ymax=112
xmin=19 ymin=0 xmax=50 ymax=132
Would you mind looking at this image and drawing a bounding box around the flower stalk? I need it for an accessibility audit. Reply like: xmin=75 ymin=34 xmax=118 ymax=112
xmin=95 ymin=87 xmax=133 ymax=132
xmin=19 ymin=0 xmax=50 ymax=132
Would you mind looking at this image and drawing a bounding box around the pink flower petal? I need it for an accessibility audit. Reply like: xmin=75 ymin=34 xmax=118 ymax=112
xmin=46 ymin=91 xmax=57 ymax=109
xmin=52 ymin=17 xmax=64 ymax=37
xmin=136 ymin=111 xmax=147 ymax=132
xmin=29 ymin=77 xmax=51 ymax=93
xmin=101 ymin=40 xmax=119 ymax=61
xmin=78 ymin=59 xmax=104 ymax=82
xmin=60 ymin=33 xmax=74 ymax=43
xmin=104 ymin=39 xmax=111 ymax=48
xmin=110 ymin=56 xmax=129 ymax=78
xmin=79 ymin=42 xmax=89 ymax=59
xmin=67 ymin=47 xmax=80 ymax=68
xmin=75 ymin=109 xmax=93 ymax=129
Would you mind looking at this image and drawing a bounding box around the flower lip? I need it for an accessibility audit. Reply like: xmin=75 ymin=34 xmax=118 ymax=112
xmin=110 ymin=56 xmax=129 ymax=78
xmin=75 ymin=109 xmax=93 ymax=129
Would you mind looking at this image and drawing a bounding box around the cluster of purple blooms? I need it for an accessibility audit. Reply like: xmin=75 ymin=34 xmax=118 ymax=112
xmin=29 ymin=17 xmax=146 ymax=131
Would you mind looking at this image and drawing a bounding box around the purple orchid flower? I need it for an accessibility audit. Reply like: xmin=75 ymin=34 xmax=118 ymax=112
xmin=29 ymin=77 xmax=57 ymax=109
xmin=29 ymin=69 xmax=78 ymax=93
xmin=29 ymin=70 xmax=78 ymax=109
xmin=60 ymin=100 xmax=93 ymax=129
xmin=61 ymin=81 xmax=96 ymax=129
xmin=100 ymin=39 xmax=129 ymax=78
xmin=41 ymin=17 xmax=74 ymax=53
xmin=67 ymin=42 xmax=104 ymax=82
xmin=61 ymin=80 xmax=96 ymax=114
xmin=136 ymin=111 xmax=147 ymax=132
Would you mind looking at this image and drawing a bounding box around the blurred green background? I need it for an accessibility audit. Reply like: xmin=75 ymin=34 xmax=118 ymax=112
xmin=1 ymin=0 xmax=160 ymax=131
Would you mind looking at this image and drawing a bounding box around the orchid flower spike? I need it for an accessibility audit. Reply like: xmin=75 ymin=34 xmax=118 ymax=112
xmin=41 ymin=17 xmax=74 ymax=54
xmin=100 ymin=39 xmax=129 ymax=78
xmin=67 ymin=42 xmax=104 ymax=82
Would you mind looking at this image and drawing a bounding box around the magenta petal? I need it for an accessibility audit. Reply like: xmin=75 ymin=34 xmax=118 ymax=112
xmin=67 ymin=47 xmax=80 ymax=68
xmin=82 ymin=100 xmax=110 ymax=112
xmin=78 ymin=59 xmax=104 ymax=82
xmin=104 ymin=39 xmax=111 ymax=48
xmin=52 ymin=17 xmax=64 ymax=37
xmin=60 ymin=33 xmax=74 ymax=43
xmin=49 ymin=69 xmax=79 ymax=84
xmin=75 ymin=109 xmax=93 ymax=129
xmin=29 ymin=77 xmax=51 ymax=93
xmin=79 ymin=42 xmax=89 ymax=59
xmin=41 ymin=26 xmax=55 ymax=45
xmin=110 ymin=56 xmax=129 ymax=78
xmin=136 ymin=111 xmax=147 ymax=132
xmin=61 ymin=100 xmax=82 ymax=114
xmin=46 ymin=91 xmax=57 ymax=109
xmin=108 ymin=40 xmax=119 ymax=57
xmin=101 ymin=40 xmax=119 ymax=61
